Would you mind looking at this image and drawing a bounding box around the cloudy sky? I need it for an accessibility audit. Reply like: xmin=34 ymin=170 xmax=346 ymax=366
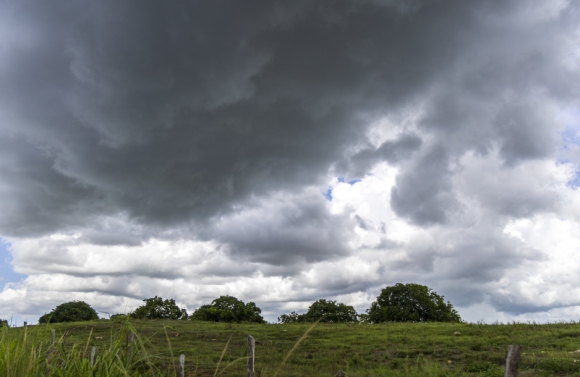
xmin=1 ymin=0 xmax=580 ymax=324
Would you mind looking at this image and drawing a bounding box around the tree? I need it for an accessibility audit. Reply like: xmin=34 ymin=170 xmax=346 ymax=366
xmin=38 ymin=301 xmax=99 ymax=323
xmin=367 ymin=283 xmax=461 ymax=323
xmin=110 ymin=313 xmax=128 ymax=321
xmin=278 ymin=311 xmax=301 ymax=324
xmin=190 ymin=295 xmax=265 ymax=323
xmin=0 ymin=318 xmax=8 ymax=327
xmin=278 ymin=299 xmax=359 ymax=323
xmin=129 ymin=296 xmax=188 ymax=320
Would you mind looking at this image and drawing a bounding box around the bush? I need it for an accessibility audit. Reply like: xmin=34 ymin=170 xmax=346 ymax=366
xmin=38 ymin=301 xmax=99 ymax=323
xmin=278 ymin=299 xmax=359 ymax=323
xmin=367 ymin=283 xmax=461 ymax=323
xmin=190 ymin=295 xmax=265 ymax=323
xmin=110 ymin=313 xmax=128 ymax=321
xmin=278 ymin=311 xmax=302 ymax=324
xmin=0 ymin=319 xmax=8 ymax=327
xmin=129 ymin=296 xmax=188 ymax=320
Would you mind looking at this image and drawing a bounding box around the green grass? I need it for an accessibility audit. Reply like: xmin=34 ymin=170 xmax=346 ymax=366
xmin=2 ymin=320 xmax=580 ymax=376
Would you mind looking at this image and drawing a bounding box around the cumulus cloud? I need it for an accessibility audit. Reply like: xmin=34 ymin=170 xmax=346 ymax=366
xmin=1 ymin=0 xmax=580 ymax=323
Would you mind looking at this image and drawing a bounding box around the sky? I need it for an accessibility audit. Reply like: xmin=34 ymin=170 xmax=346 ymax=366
xmin=1 ymin=0 xmax=580 ymax=325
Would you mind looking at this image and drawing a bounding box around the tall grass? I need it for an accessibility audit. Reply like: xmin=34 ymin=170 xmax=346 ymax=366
xmin=0 ymin=322 xmax=171 ymax=377
xmin=3 ymin=320 xmax=580 ymax=376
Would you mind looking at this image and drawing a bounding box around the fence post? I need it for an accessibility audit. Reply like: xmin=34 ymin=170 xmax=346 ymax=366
xmin=50 ymin=329 xmax=55 ymax=346
xmin=505 ymin=344 xmax=522 ymax=377
xmin=127 ymin=331 xmax=134 ymax=370
xmin=90 ymin=347 xmax=96 ymax=367
xmin=179 ymin=354 xmax=185 ymax=377
xmin=247 ymin=335 xmax=255 ymax=377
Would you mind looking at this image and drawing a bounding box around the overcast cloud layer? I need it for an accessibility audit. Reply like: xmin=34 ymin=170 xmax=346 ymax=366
xmin=1 ymin=0 xmax=580 ymax=323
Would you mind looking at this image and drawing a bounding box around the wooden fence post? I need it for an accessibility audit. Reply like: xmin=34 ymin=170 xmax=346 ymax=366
xmin=505 ymin=344 xmax=522 ymax=377
xmin=179 ymin=354 xmax=185 ymax=377
xmin=127 ymin=331 xmax=134 ymax=370
xmin=50 ymin=329 xmax=55 ymax=346
xmin=247 ymin=335 xmax=255 ymax=377
xmin=90 ymin=347 xmax=96 ymax=367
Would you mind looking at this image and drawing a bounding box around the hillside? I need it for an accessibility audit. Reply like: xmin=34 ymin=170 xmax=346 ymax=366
xmin=4 ymin=320 xmax=580 ymax=376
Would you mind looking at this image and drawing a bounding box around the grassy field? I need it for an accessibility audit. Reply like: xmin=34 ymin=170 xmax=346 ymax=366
xmin=2 ymin=320 xmax=580 ymax=376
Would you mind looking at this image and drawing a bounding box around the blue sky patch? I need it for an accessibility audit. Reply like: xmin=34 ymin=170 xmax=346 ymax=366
xmin=323 ymin=177 xmax=362 ymax=201
xmin=324 ymin=187 xmax=333 ymax=201
xmin=0 ymin=239 xmax=27 ymax=286
xmin=568 ymin=170 xmax=580 ymax=189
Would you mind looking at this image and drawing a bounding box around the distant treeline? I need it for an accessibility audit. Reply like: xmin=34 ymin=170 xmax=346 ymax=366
xmin=14 ymin=283 xmax=461 ymax=325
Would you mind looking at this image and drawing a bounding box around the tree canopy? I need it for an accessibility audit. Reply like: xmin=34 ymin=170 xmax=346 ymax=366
xmin=0 ymin=318 xmax=8 ymax=327
xmin=38 ymin=301 xmax=99 ymax=323
xmin=129 ymin=296 xmax=188 ymax=320
xmin=278 ymin=299 xmax=359 ymax=323
xmin=190 ymin=295 xmax=265 ymax=323
xmin=367 ymin=283 xmax=461 ymax=323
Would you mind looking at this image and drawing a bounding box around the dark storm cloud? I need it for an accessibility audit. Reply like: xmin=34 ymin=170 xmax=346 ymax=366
xmin=1 ymin=0 xmax=499 ymax=238
xmin=0 ymin=135 xmax=103 ymax=236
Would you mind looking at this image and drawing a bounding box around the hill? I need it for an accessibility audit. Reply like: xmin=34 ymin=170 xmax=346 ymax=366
xmin=2 ymin=320 xmax=580 ymax=376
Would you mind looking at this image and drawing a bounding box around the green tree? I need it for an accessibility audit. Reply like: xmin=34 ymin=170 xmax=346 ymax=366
xmin=278 ymin=311 xmax=302 ymax=323
xmin=304 ymin=299 xmax=359 ymax=323
xmin=110 ymin=313 xmax=128 ymax=321
xmin=129 ymin=296 xmax=188 ymax=320
xmin=0 ymin=318 xmax=8 ymax=327
xmin=367 ymin=283 xmax=461 ymax=323
xmin=190 ymin=295 xmax=265 ymax=323
xmin=278 ymin=299 xmax=359 ymax=323
xmin=38 ymin=301 xmax=99 ymax=323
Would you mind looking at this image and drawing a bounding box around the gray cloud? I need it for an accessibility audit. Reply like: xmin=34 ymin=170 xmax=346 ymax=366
xmin=494 ymin=101 xmax=560 ymax=165
xmin=0 ymin=0 xmax=495 ymax=236
xmin=213 ymin=191 xmax=356 ymax=267
xmin=2 ymin=0 xmax=575 ymax=236
xmin=340 ymin=133 xmax=423 ymax=178
xmin=390 ymin=144 xmax=458 ymax=225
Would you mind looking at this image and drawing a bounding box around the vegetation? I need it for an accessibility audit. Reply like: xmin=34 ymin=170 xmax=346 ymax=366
xmin=190 ymin=295 xmax=265 ymax=323
xmin=278 ymin=299 xmax=359 ymax=323
xmin=110 ymin=313 xmax=128 ymax=321
xmin=368 ymin=283 xmax=462 ymax=323
xmin=0 ymin=319 xmax=7 ymax=327
xmin=3 ymin=319 xmax=580 ymax=376
xmin=38 ymin=301 xmax=99 ymax=324
xmin=0 ymin=320 xmax=169 ymax=376
xmin=129 ymin=296 xmax=188 ymax=320
xmin=38 ymin=284 xmax=462 ymax=326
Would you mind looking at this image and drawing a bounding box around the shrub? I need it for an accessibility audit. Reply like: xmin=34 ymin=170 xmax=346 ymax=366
xmin=278 ymin=299 xmax=359 ymax=323
xmin=190 ymin=295 xmax=265 ymax=323
xmin=110 ymin=313 xmax=128 ymax=321
xmin=38 ymin=301 xmax=98 ymax=323
xmin=129 ymin=296 xmax=188 ymax=320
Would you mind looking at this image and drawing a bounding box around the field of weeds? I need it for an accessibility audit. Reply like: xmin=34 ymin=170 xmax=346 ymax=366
xmin=2 ymin=320 xmax=580 ymax=376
